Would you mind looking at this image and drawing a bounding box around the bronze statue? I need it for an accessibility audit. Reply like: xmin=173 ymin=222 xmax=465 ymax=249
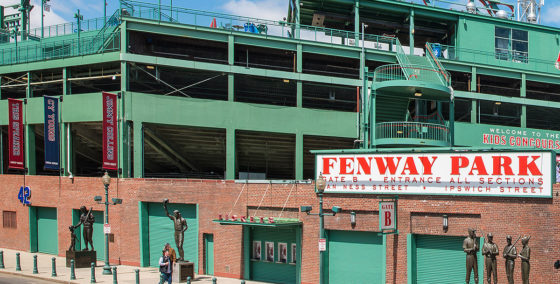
xmin=68 ymin=226 xmax=77 ymax=251
xmin=73 ymin=206 xmax=95 ymax=251
xmin=518 ymin=236 xmax=531 ymax=284
xmin=463 ymin=228 xmax=479 ymax=284
xmin=482 ymin=233 xmax=499 ymax=284
xmin=504 ymin=235 xmax=518 ymax=284
xmin=163 ymin=199 xmax=188 ymax=261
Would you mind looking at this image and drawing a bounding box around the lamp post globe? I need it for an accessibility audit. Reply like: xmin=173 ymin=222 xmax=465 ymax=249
xmin=102 ymin=171 xmax=111 ymax=186
xmin=316 ymin=173 xmax=326 ymax=193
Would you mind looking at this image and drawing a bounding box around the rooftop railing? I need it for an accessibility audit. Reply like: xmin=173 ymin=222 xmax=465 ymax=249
xmin=120 ymin=0 xmax=399 ymax=51
xmin=428 ymin=43 xmax=559 ymax=74
xmin=0 ymin=32 xmax=120 ymax=66
xmin=373 ymin=64 xmax=452 ymax=87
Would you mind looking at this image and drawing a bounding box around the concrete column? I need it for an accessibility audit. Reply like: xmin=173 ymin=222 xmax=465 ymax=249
xmin=409 ymin=9 xmax=415 ymax=55
xmin=133 ymin=121 xmax=144 ymax=178
xmin=228 ymin=74 xmax=234 ymax=102
xmin=296 ymin=81 xmax=302 ymax=108
xmin=295 ymin=0 xmax=300 ymax=39
xmin=354 ymin=1 xmax=360 ymax=47
xmin=228 ymin=34 xmax=234 ymax=65
xmin=296 ymin=44 xmax=302 ymax=73
xmin=226 ymin=128 xmax=236 ymax=180
xmin=63 ymin=68 xmax=70 ymax=95
xmin=295 ymin=132 xmax=303 ymax=180
xmin=521 ymin=73 xmax=526 ymax=128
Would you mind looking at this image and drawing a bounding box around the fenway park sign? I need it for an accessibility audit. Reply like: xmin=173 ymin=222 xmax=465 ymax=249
xmin=316 ymin=151 xmax=553 ymax=197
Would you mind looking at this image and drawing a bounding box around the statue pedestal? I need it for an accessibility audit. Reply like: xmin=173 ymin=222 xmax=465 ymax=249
xmin=66 ymin=250 xmax=96 ymax=268
xmin=172 ymin=261 xmax=194 ymax=283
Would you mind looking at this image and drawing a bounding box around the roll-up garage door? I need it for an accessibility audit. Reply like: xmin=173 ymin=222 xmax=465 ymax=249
xmin=36 ymin=207 xmax=58 ymax=255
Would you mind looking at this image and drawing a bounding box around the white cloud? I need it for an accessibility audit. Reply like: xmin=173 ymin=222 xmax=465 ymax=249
xmin=542 ymin=4 xmax=560 ymax=27
xmin=222 ymin=0 xmax=287 ymax=21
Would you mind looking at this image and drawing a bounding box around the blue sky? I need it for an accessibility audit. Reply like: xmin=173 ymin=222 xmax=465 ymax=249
xmin=4 ymin=0 xmax=560 ymax=30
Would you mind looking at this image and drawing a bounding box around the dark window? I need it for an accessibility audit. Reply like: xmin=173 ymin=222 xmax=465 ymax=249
xmin=495 ymin=27 xmax=528 ymax=63
xmin=3 ymin=211 xmax=16 ymax=229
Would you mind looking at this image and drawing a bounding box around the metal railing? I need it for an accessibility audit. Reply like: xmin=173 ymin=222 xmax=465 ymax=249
xmin=119 ymin=0 xmax=399 ymax=50
xmin=427 ymin=42 xmax=559 ymax=74
xmin=0 ymin=33 xmax=120 ymax=65
xmin=376 ymin=121 xmax=450 ymax=144
xmin=373 ymin=64 xmax=452 ymax=87
xmin=425 ymin=43 xmax=451 ymax=86
xmin=394 ymin=38 xmax=413 ymax=78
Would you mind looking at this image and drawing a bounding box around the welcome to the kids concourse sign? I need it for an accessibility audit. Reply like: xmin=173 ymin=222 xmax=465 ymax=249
xmin=315 ymin=150 xmax=554 ymax=198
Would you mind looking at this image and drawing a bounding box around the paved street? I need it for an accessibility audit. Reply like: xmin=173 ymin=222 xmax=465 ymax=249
xmin=0 ymin=274 xmax=57 ymax=284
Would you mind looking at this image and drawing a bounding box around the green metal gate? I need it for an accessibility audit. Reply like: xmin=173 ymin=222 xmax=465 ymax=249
xmin=414 ymin=235 xmax=483 ymax=284
xmin=36 ymin=207 xmax=58 ymax=255
xmin=146 ymin=202 xmax=198 ymax=271
xmin=249 ymin=226 xmax=297 ymax=284
xmin=327 ymin=230 xmax=385 ymax=284
xmin=204 ymin=234 xmax=214 ymax=275
xmin=72 ymin=210 xmax=104 ymax=260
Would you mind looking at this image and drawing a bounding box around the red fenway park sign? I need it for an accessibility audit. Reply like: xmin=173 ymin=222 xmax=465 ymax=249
xmin=316 ymin=151 xmax=553 ymax=197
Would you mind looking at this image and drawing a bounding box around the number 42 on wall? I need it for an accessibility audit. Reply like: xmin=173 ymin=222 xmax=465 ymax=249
xmin=18 ymin=186 xmax=31 ymax=205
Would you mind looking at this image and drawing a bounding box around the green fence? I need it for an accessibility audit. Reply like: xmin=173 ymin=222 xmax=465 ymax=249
xmin=375 ymin=121 xmax=450 ymax=144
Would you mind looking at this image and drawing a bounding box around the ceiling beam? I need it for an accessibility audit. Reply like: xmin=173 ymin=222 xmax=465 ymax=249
xmin=144 ymin=127 xmax=199 ymax=171
xmin=144 ymin=135 xmax=189 ymax=173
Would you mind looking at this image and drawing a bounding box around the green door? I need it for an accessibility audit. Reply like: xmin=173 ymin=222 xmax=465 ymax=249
xmin=204 ymin=234 xmax=214 ymax=275
xmin=327 ymin=230 xmax=384 ymax=284
xmin=147 ymin=202 xmax=198 ymax=271
xmin=72 ymin=210 xmax=104 ymax=260
xmin=36 ymin=207 xmax=58 ymax=255
xmin=415 ymin=235 xmax=483 ymax=284
xmin=249 ymin=226 xmax=297 ymax=284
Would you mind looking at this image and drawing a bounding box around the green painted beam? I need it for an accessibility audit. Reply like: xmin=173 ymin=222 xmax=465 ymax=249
xmin=470 ymin=99 xmax=477 ymax=124
xmin=296 ymin=44 xmax=302 ymax=73
xmin=296 ymin=81 xmax=302 ymax=108
xmin=133 ymin=121 xmax=144 ymax=178
xmin=228 ymin=74 xmax=234 ymax=102
xmin=409 ymin=9 xmax=414 ymax=56
xmin=226 ymin=128 xmax=235 ymax=180
xmin=521 ymin=73 xmax=526 ymax=128
xmin=122 ymin=53 xmax=362 ymax=86
xmin=454 ymin=90 xmax=560 ymax=109
xmin=138 ymin=201 xmax=150 ymax=266
xmin=127 ymin=92 xmax=357 ymax=138
xmin=295 ymin=132 xmax=303 ymax=180
xmin=354 ymin=1 xmax=360 ymax=47
xmin=228 ymin=35 xmax=234 ymax=65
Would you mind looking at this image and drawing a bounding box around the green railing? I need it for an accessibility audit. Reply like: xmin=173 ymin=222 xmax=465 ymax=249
xmin=373 ymin=64 xmax=452 ymax=87
xmin=0 ymin=32 xmax=120 ymax=65
xmin=425 ymin=43 xmax=451 ymax=86
xmin=120 ymin=0 xmax=399 ymax=51
xmin=376 ymin=121 xmax=450 ymax=144
xmin=394 ymin=38 xmax=413 ymax=78
xmin=428 ymin=43 xmax=559 ymax=74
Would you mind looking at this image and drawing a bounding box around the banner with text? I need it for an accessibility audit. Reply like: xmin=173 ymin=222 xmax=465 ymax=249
xmin=102 ymin=92 xmax=118 ymax=170
xmin=8 ymin=99 xmax=24 ymax=170
xmin=316 ymin=151 xmax=553 ymax=197
xmin=43 ymin=96 xmax=60 ymax=170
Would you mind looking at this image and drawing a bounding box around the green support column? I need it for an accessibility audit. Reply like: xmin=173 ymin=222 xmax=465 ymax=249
xmin=63 ymin=67 xmax=70 ymax=95
xmin=0 ymin=75 xmax=2 ymax=100
xmin=354 ymin=1 xmax=359 ymax=47
xmin=226 ymin=128 xmax=236 ymax=180
xmin=228 ymin=74 xmax=234 ymax=102
xmin=369 ymin=78 xmax=376 ymax=148
xmin=0 ymin=129 xmax=3 ymax=174
xmin=228 ymin=34 xmax=234 ymax=65
xmin=296 ymin=44 xmax=302 ymax=73
xmin=471 ymin=100 xmax=477 ymax=123
xmin=296 ymin=81 xmax=302 ymax=108
xmin=121 ymin=20 xmax=128 ymax=54
xmin=295 ymin=0 xmax=300 ymax=39
xmin=521 ymin=73 xmax=526 ymax=128
xmin=295 ymin=132 xmax=303 ymax=180
xmin=133 ymin=121 xmax=144 ymax=178
xmin=60 ymin=123 xmax=73 ymax=176
xmin=409 ymin=9 xmax=415 ymax=55
xmin=25 ymin=73 xmax=36 ymax=175
xmin=118 ymin=95 xmax=129 ymax=178
xmin=470 ymin=67 xmax=477 ymax=92
xmin=449 ymin=97 xmax=455 ymax=146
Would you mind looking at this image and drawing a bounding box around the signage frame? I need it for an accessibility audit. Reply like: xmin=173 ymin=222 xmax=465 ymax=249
xmin=314 ymin=149 xmax=555 ymax=198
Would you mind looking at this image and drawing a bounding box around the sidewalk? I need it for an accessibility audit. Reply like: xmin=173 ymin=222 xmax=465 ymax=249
xmin=0 ymin=248 xmax=266 ymax=283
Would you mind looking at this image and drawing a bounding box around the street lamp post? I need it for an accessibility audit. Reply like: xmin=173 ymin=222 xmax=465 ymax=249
xmin=301 ymin=173 xmax=341 ymax=284
xmin=101 ymin=172 xmax=112 ymax=275
xmin=94 ymin=172 xmax=122 ymax=275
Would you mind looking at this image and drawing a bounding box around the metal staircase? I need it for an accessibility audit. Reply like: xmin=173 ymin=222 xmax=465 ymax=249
xmin=393 ymin=38 xmax=450 ymax=87
xmin=89 ymin=9 xmax=121 ymax=53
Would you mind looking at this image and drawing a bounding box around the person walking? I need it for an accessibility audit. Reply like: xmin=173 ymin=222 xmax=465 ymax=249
xmin=165 ymin=243 xmax=177 ymax=263
xmin=159 ymin=249 xmax=173 ymax=284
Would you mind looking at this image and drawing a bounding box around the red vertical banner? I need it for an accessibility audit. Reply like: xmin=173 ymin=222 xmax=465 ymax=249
xmin=102 ymin=92 xmax=118 ymax=170
xmin=8 ymin=98 xmax=24 ymax=170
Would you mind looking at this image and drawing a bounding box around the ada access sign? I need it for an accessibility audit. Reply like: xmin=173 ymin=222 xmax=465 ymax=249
xmin=318 ymin=238 xmax=326 ymax=252
xmin=103 ymin=224 xmax=111 ymax=234
xmin=379 ymin=201 xmax=396 ymax=231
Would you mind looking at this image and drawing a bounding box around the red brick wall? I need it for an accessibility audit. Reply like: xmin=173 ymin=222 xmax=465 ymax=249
xmin=1 ymin=174 xmax=559 ymax=283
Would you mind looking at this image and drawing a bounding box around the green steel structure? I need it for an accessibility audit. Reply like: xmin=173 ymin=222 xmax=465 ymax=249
xmin=1 ymin=0 xmax=560 ymax=179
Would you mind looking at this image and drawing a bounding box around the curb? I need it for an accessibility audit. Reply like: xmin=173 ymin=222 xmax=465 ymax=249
xmin=0 ymin=270 xmax=76 ymax=283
